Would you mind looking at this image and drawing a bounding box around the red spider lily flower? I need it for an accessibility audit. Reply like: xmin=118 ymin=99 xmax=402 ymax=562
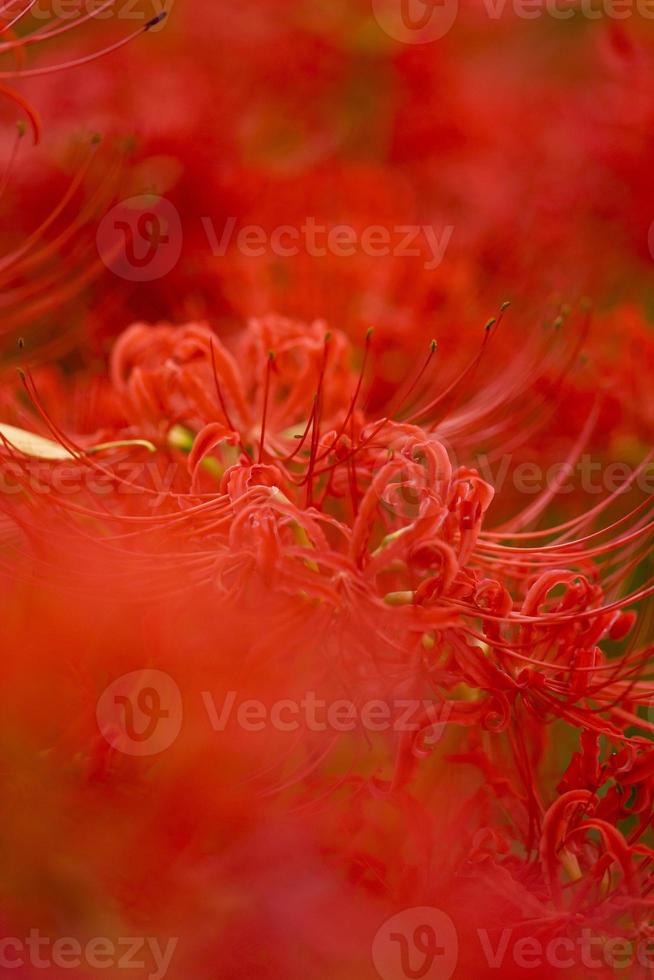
xmin=4 ymin=7 xmax=654 ymax=976
xmin=0 ymin=317 xmax=652 ymax=980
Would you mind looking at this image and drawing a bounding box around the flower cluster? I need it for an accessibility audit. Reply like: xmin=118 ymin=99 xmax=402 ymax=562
xmin=0 ymin=308 xmax=652 ymax=976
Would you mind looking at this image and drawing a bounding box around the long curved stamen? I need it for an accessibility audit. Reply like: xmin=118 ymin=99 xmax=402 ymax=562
xmin=0 ymin=12 xmax=166 ymax=79
xmin=258 ymin=351 xmax=275 ymax=463
xmin=0 ymin=0 xmax=117 ymax=51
